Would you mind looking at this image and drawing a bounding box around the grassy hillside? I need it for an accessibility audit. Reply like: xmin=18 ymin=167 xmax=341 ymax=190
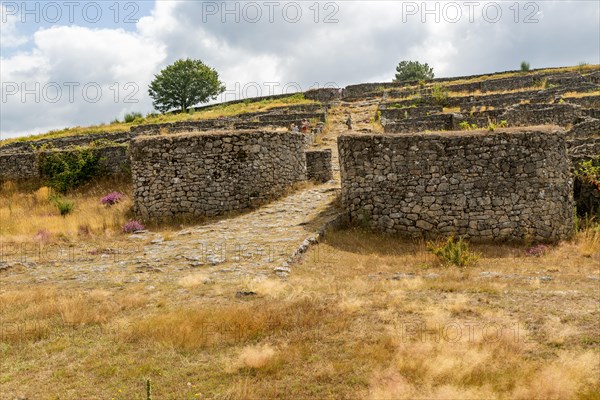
xmin=0 ymin=93 xmax=314 ymax=147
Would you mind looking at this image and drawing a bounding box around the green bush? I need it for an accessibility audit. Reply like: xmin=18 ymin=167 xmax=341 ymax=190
xmin=576 ymin=157 xmax=600 ymax=185
xmin=428 ymin=236 xmax=478 ymax=267
xmin=50 ymin=195 xmax=74 ymax=216
xmin=520 ymin=61 xmax=531 ymax=72
xmin=124 ymin=112 xmax=143 ymax=123
xmin=39 ymin=148 xmax=100 ymax=193
xmin=431 ymin=84 xmax=448 ymax=106
xmin=459 ymin=121 xmax=477 ymax=131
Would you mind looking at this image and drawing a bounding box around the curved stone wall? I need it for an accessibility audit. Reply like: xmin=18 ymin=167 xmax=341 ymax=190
xmin=338 ymin=127 xmax=574 ymax=242
xmin=131 ymin=130 xmax=307 ymax=219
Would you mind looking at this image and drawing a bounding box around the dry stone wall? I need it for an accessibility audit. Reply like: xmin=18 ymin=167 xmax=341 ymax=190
xmin=306 ymin=149 xmax=333 ymax=183
xmin=338 ymin=127 xmax=574 ymax=242
xmin=0 ymin=152 xmax=39 ymax=180
xmin=131 ymin=131 xmax=307 ymax=220
xmin=0 ymin=144 xmax=130 ymax=181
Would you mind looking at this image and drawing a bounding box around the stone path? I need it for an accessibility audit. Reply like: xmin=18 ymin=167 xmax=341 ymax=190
xmin=140 ymin=184 xmax=340 ymax=277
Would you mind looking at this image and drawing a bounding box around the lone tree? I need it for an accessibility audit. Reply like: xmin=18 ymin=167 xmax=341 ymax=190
xmin=393 ymin=60 xmax=435 ymax=82
xmin=148 ymin=58 xmax=225 ymax=113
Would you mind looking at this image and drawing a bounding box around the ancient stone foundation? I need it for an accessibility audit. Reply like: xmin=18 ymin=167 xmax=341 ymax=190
xmin=305 ymin=149 xmax=333 ymax=183
xmin=338 ymin=127 xmax=574 ymax=242
xmin=131 ymin=130 xmax=307 ymax=219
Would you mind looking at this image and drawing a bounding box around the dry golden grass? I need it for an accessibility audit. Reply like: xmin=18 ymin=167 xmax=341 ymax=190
xmin=0 ymin=177 xmax=132 ymax=241
xmin=235 ymin=344 xmax=278 ymax=370
xmin=1 ymin=208 xmax=599 ymax=398
xmin=562 ymin=90 xmax=600 ymax=98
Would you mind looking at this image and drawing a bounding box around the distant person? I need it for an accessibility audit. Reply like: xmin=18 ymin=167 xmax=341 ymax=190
xmin=345 ymin=114 xmax=352 ymax=130
xmin=291 ymin=124 xmax=299 ymax=133
xmin=300 ymin=119 xmax=309 ymax=133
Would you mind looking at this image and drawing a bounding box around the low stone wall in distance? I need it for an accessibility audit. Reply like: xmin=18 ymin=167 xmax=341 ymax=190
xmin=0 ymin=152 xmax=39 ymax=180
xmin=131 ymin=131 xmax=307 ymax=219
xmin=0 ymin=144 xmax=130 ymax=182
xmin=306 ymin=149 xmax=333 ymax=183
xmin=338 ymin=126 xmax=574 ymax=242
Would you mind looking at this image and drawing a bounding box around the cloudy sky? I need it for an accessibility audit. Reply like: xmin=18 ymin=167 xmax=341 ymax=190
xmin=1 ymin=0 xmax=599 ymax=139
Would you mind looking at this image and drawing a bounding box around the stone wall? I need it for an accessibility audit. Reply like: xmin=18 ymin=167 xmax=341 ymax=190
xmin=379 ymin=105 xmax=443 ymax=120
xmin=383 ymin=113 xmax=463 ymax=133
xmin=338 ymin=127 xmax=574 ymax=242
xmin=342 ymin=69 xmax=599 ymax=100
xmin=0 ymin=145 xmax=130 ymax=181
xmin=0 ymin=131 xmax=131 ymax=153
xmin=131 ymin=131 xmax=307 ymax=219
xmin=501 ymin=103 xmax=583 ymax=128
xmin=0 ymin=152 xmax=39 ymax=180
xmin=306 ymin=149 xmax=333 ymax=183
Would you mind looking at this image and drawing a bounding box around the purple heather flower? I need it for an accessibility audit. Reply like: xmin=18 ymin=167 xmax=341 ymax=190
xmin=123 ymin=220 xmax=145 ymax=233
xmin=101 ymin=192 xmax=124 ymax=206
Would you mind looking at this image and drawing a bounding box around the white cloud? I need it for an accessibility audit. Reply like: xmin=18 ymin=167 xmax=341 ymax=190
xmin=0 ymin=4 xmax=28 ymax=48
xmin=1 ymin=25 xmax=166 ymax=139
xmin=1 ymin=0 xmax=599 ymax=139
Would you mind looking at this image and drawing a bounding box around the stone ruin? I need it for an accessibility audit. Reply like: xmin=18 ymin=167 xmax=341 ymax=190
xmin=338 ymin=127 xmax=574 ymax=242
xmin=1 ymin=66 xmax=598 ymax=243
xmin=131 ymin=131 xmax=307 ymax=219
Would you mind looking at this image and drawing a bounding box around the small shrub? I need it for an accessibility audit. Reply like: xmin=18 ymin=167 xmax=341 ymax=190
xmin=123 ymin=220 xmax=145 ymax=233
xmin=526 ymin=244 xmax=549 ymax=257
xmin=487 ymin=122 xmax=497 ymax=132
xmin=459 ymin=121 xmax=477 ymax=131
xmin=499 ymin=120 xmax=508 ymax=128
xmin=520 ymin=61 xmax=531 ymax=72
xmin=50 ymin=195 xmax=74 ymax=216
xmin=101 ymin=191 xmax=124 ymax=206
xmin=575 ymin=157 xmax=600 ymax=186
xmin=124 ymin=112 xmax=143 ymax=123
xmin=533 ymin=78 xmax=548 ymax=89
xmin=431 ymin=84 xmax=449 ymax=106
xmin=39 ymin=148 xmax=100 ymax=193
xmin=428 ymin=236 xmax=478 ymax=267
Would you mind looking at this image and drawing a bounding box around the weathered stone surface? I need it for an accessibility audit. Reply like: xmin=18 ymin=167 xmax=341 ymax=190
xmin=338 ymin=127 xmax=574 ymax=242
xmin=0 ymin=151 xmax=39 ymax=180
xmin=306 ymin=149 xmax=333 ymax=183
xmin=131 ymin=130 xmax=307 ymax=220
xmin=0 ymin=145 xmax=130 ymax=181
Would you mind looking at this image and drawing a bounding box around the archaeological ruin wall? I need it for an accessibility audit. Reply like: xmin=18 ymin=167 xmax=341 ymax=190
xmin=131 ymin=131 xmax=307 ymax=220
xmin=306 ymin=149 xmax=333 ymax=183
xmin=0 ymin=144 xmax=130 ymax=181
xmin=338 ymin=127 xmax=574 ymax=242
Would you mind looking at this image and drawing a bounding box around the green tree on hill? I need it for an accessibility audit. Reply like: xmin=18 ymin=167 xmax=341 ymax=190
xmin=393 ymin=60 xmax=435 ymax=82
xmin=148 ymin=58 xmax=225 ymax=113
